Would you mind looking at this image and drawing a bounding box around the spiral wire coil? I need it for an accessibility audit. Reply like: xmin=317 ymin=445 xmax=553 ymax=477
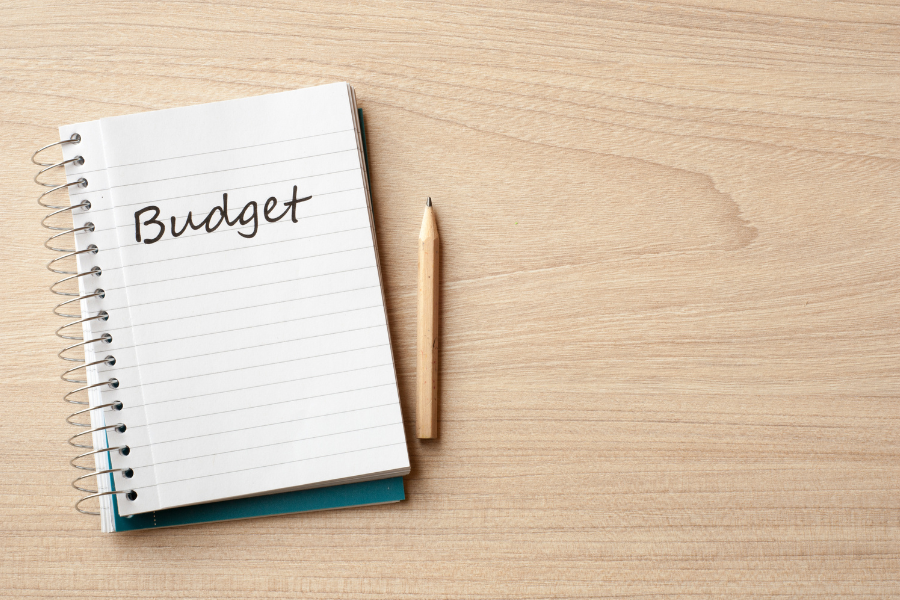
xmin=34 ymin=135 xmax=136 ymax=515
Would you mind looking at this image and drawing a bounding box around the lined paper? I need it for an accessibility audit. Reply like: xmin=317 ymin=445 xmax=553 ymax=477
xmin=90 ymin=83 xmax=407 ymax=515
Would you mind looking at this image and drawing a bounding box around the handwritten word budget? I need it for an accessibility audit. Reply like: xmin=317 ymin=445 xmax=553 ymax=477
xmin=133 ymin=186 xmax=312 ymax=243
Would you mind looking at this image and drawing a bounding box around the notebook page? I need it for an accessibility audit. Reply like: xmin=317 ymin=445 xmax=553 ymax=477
xmin=96 ymin=83 xmax=408 ymax=515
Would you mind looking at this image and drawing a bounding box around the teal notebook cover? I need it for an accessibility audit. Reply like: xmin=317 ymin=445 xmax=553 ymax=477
xmin=110 ymin=477 xmax=404 ymax=531
xmin=104 ymin=108 xmax=405 ymax=531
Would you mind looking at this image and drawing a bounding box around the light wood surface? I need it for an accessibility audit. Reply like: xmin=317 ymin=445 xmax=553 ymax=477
xmin=417 ymin=200 xmax=440 ymax=439
xmin=2 ymin=1 xmax=898 ymax=598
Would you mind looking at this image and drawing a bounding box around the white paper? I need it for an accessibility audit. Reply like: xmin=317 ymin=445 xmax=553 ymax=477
xmin=74 ymin=83 xmax=407 ymax=515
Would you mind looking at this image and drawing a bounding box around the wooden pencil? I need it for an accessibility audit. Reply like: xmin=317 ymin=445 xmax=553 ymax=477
xmin=416 ymin=197 xmax=439 ymax=439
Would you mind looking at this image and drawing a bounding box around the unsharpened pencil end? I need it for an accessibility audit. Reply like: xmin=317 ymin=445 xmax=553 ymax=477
xmin=426 ymin=197 xmax=432 ymax=207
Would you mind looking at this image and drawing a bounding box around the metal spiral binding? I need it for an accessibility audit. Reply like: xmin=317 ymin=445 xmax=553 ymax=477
xmin=34 ymin=135 xmax=136 ymax=515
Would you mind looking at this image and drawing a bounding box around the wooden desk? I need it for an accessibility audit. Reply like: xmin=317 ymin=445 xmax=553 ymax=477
xmin=3 ymin=2 xmax=898 ymax=597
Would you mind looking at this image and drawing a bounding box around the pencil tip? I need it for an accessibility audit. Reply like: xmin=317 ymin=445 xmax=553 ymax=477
xmin=426 ymin=197 xmax=432 ymax=207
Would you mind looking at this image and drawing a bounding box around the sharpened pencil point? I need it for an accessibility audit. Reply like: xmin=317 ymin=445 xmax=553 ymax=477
xmin=426 ymin=197 xmax=432 ymax=207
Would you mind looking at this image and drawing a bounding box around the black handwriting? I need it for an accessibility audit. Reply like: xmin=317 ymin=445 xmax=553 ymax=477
xmin=134 ymin=186 xmax=311 ymax=244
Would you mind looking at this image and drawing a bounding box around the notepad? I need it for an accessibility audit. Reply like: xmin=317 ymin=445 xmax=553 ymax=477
xmin=57 ymin=83 xmax=409 ymax=531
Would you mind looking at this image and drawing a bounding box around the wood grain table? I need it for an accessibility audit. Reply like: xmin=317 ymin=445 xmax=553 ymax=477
xmin=2 ymin=1 xmax=898 ymax=598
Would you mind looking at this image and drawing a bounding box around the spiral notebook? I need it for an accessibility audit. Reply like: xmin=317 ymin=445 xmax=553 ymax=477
xmin=36 ymin=83 xmax=410 ymax=532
